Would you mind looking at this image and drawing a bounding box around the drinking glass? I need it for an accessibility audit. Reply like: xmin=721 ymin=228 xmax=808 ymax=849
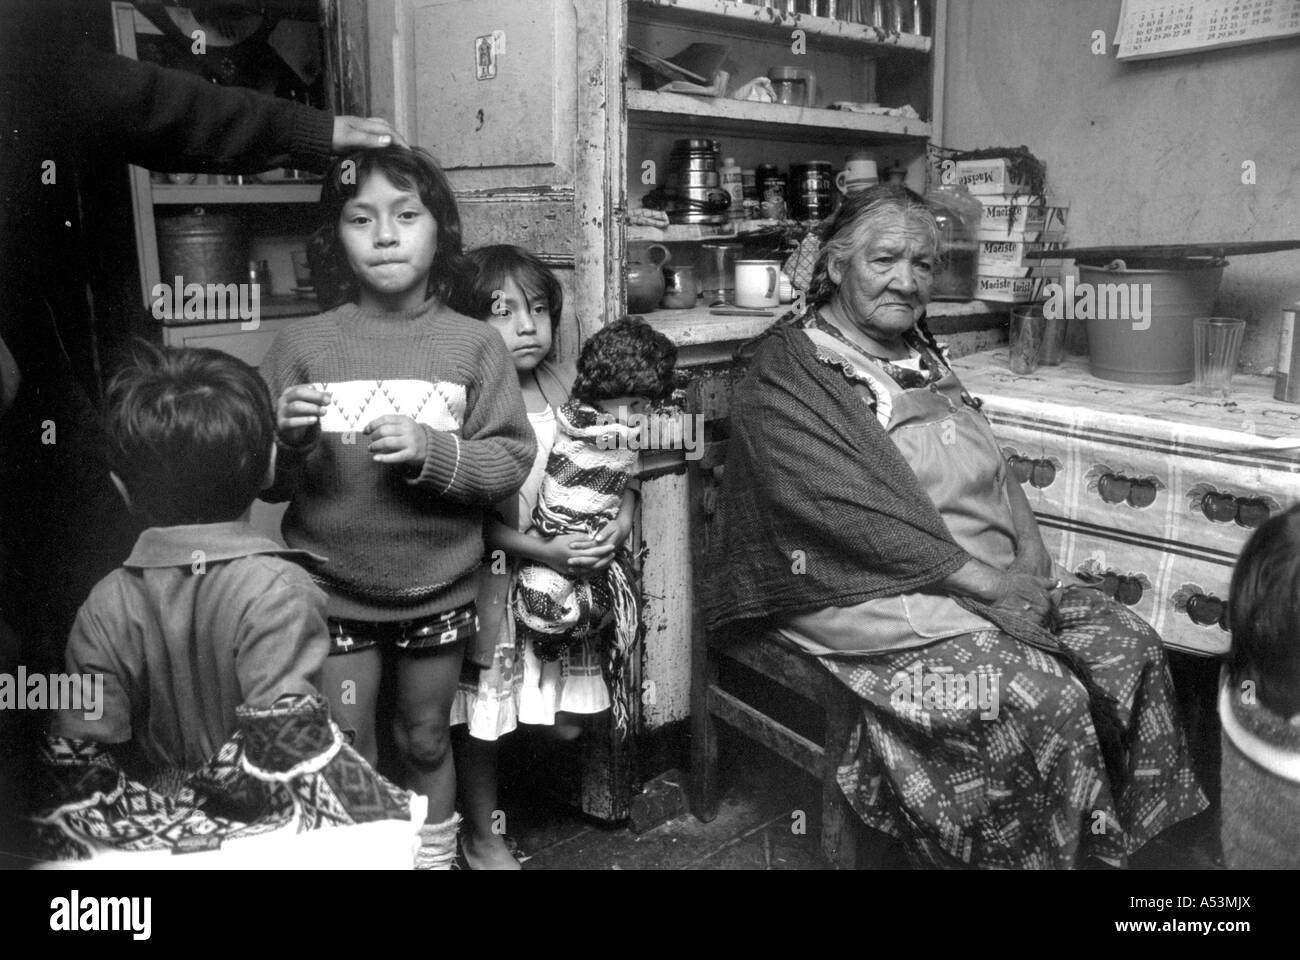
xmin=698 ymin=242 xmax=742 ymax=305
xmin=1009 ymin=303 xmax=1045 ymax=374
xmin=1193 ymin=317 xmax=1246 ymax=399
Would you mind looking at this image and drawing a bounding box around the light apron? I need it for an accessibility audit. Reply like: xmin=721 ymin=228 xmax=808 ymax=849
xmin=779 ymin=332 xmax=1021 ymax=653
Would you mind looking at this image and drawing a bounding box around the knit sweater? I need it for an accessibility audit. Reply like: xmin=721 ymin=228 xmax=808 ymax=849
xmin=260 ymin=298 xmax=536 ymax=621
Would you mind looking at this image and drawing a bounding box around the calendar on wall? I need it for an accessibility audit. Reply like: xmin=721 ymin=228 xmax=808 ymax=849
xmin=1115 ymin=0 xmax=1300 ymax=59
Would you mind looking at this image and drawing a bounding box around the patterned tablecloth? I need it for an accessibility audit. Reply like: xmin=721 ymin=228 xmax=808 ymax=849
xmin=950 ymin=349 xmax=1300 ymax=657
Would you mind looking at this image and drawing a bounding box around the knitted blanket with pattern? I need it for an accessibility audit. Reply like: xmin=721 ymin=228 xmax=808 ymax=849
xmin=32 ymin=695 xmax=424 ymax=867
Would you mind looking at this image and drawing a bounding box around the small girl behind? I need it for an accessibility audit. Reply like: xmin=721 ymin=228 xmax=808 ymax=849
xmin=260 ymin=147 xmax=535 ymax=870
xmin=449 ymin=250 xmax=675 ymax=869
xmin=1221 ymin=503 xmax=1300 ymax=869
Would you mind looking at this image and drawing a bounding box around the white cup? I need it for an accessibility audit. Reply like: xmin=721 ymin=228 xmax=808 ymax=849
xmin=836 ymin=158 xmax=878 ymax=195
xmin=735 ymin=260 xmax=782 ymax=309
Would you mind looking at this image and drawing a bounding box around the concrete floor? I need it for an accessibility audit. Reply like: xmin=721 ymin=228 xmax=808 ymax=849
xmin=487 ymin=730 xmax=1225 ymax=871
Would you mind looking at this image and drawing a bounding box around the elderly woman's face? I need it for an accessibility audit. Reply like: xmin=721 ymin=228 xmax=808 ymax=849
xmin=828 ymin=213 xmax=935 ymax=347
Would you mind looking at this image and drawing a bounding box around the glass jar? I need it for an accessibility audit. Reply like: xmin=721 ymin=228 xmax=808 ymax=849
xmin=924 ymin=182 xmax=981 ymax=301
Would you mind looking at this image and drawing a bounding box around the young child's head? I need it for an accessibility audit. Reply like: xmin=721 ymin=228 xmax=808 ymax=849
xmin=311 ymin=145 xmax=464 ymax=311
xmin=1229 ymin=504 xmax=1300 ymax=719
xmin=104 ymin=343 xmax=276 ymax=527
xmin=571 ymin=317 xmax=677 ymax=410
xmin=454 ymin=245 xmax=563 ymax=373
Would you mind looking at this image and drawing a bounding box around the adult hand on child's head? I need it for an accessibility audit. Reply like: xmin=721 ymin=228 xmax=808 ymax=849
xmin=276 ymin=385 xmax=331 ymax=445
xmin=364 ymin=415 xmax=427 ymax=470
xmin=331 ymin=116 xmax=407 ymax=153
xmin=537 ymin=533 xmax=615 ymax=577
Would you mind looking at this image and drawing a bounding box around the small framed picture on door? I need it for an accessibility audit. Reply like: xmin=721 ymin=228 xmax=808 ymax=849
xmin=475 ymin=34 xmax=498 ymax=80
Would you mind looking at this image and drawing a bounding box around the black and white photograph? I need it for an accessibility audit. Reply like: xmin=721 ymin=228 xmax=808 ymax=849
xmin=0 ymin=0 xmax=1295 ymax=921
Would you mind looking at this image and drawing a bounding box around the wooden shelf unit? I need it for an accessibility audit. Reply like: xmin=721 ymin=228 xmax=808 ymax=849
xmin=627 ymin=89 xmax=932 ymax=140
xmin=628 ymin=0 xmax=934 ymax=53
xmin=151 ymin=184 xmax=323 ymax=205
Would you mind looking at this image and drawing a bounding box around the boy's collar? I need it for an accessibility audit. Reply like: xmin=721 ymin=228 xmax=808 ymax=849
xmin=125 ymin=520 xmax=326 ymax=569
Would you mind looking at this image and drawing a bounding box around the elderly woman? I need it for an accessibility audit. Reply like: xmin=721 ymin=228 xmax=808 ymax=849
xmin=706 ymin=185 xmax=1207 ymax=868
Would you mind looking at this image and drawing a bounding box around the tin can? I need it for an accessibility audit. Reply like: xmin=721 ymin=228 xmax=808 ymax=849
xmin=1274 ymin=301 xmax=1300 ymax=402
xmin=790 ymin=161 xmax=834 ymax=221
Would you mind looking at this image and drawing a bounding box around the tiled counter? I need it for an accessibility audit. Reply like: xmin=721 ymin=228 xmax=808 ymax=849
xmin=951 ymin=349 xmax=1300 ymax=657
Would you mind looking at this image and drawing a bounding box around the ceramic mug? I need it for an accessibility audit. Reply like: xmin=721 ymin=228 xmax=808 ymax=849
xmin=836 ymin=156 xmax=878 ymax=195
xmin=735 ymin=260 xmax=782 ymax=309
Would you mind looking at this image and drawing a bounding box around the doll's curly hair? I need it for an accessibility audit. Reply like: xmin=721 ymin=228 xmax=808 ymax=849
xmin=571 ymin=317 xmax=677 ymax=406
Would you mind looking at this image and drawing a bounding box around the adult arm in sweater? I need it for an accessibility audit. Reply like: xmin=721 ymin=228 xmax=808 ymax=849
xmin=66 ymin=44 xmax=336 ymax=175
xmin=409 ymin=336 xmax=536 ymax=505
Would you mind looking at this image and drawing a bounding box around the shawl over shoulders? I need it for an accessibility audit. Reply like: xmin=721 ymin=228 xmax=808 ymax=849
xmin=704 ymin=323 xmax=970 ymax=634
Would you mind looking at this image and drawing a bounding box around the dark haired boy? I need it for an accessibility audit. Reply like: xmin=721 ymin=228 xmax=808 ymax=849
xmin=51 ymin=344 xmax=331 ymax=771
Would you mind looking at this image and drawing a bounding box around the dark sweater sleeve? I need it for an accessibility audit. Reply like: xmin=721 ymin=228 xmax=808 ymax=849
xmin=259 ymin=330 xmax=321 ymax=504
xmin=410 ymin=334 xmax=536 ymax=505
xmin=69 ymin=45 xmax=335 ymax=174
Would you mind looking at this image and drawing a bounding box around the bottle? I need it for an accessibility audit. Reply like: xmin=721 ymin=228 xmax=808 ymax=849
xmin=924 ymin=182 xmax=981 ymax=301
xmin=1274 ymin=300 xmax=1300 ymax=402
xmin=741 ymin=168 xmax=759 ymax=220
xmin=720 ymin=157 xmax=745 ymax=222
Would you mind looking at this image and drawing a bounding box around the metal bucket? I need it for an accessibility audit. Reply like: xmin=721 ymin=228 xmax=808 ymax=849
xmin=156 ymin=208 xmax=248 ymax=287
xmin=1078 ymin=257 xmax=1225 ymax=384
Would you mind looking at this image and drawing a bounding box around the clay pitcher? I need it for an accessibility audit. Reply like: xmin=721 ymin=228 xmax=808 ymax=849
xmin=627 ymin=243 xmax=671 ymax=313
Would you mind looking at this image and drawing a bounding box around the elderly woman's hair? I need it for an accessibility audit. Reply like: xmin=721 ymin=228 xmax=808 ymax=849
xmin=805 ymin=184 xmax=940 ymax=306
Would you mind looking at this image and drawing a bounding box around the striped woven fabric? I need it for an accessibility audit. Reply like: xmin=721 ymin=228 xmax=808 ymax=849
xmin=512 ymin=401 xmax=642 ymax=734
xmin=531 ymin=402 xmax=638 ymax=537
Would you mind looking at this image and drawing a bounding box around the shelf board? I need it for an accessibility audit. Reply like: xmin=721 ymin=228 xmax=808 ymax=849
xmin=639 ymin=298 xmax=1001 ymax=347
xmin=629 ymin=0 xmax=932 ymax=53
xmin=627 ymin=218 xmax=810 ymax=242
xmin=152 ymin=183 xmax=322 ymax=205
xmin=627 ymin=89 xmax=930 ymax=142
xmin=642 ymin=305 xmax=776 ymax=346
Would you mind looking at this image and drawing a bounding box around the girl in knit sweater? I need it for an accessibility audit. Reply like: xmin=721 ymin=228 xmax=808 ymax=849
xmin=260 ymin=147 xmax=535 ymax=869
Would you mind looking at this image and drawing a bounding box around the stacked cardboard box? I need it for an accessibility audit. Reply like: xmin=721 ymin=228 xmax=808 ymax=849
xmin=954 ymin=159 xmax=1068 ymax=304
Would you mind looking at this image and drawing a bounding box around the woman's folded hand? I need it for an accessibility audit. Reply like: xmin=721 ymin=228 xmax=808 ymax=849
xmin=988 ymin=571 xmax=1058 ymax=623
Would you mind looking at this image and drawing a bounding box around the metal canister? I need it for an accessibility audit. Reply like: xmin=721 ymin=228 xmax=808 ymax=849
xmin=666 ymin=139 xmax=727 ymax=226
xmin=155 ymin=207 xmax=248 ymax=287
xmin=1274 ymin=300 xmax=1300 ymax=402
xmin=790 ymin=161 xmax=834 ymax=221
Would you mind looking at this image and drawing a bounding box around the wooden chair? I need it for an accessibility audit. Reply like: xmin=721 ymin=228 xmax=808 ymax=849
xmin=687 ymin=435 xmax=888 ymax=869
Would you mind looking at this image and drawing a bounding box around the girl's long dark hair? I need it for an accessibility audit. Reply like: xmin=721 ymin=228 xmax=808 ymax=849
xmin=309 ymin=145 xmax=465 ymax=310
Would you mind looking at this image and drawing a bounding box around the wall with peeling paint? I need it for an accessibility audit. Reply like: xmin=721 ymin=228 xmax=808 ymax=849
xmin=942 ymin=0 xmax=1300 ymax=372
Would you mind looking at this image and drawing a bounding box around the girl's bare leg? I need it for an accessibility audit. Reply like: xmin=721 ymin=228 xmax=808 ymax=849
xmin=394 ymin=641 xmax=464 ymax=822
xmin=454 ymin=733 xmax=522 ymax=869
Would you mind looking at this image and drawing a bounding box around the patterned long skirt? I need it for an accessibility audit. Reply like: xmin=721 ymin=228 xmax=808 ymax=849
xmin=819 ymin=594 xmax=1208 ymax=868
